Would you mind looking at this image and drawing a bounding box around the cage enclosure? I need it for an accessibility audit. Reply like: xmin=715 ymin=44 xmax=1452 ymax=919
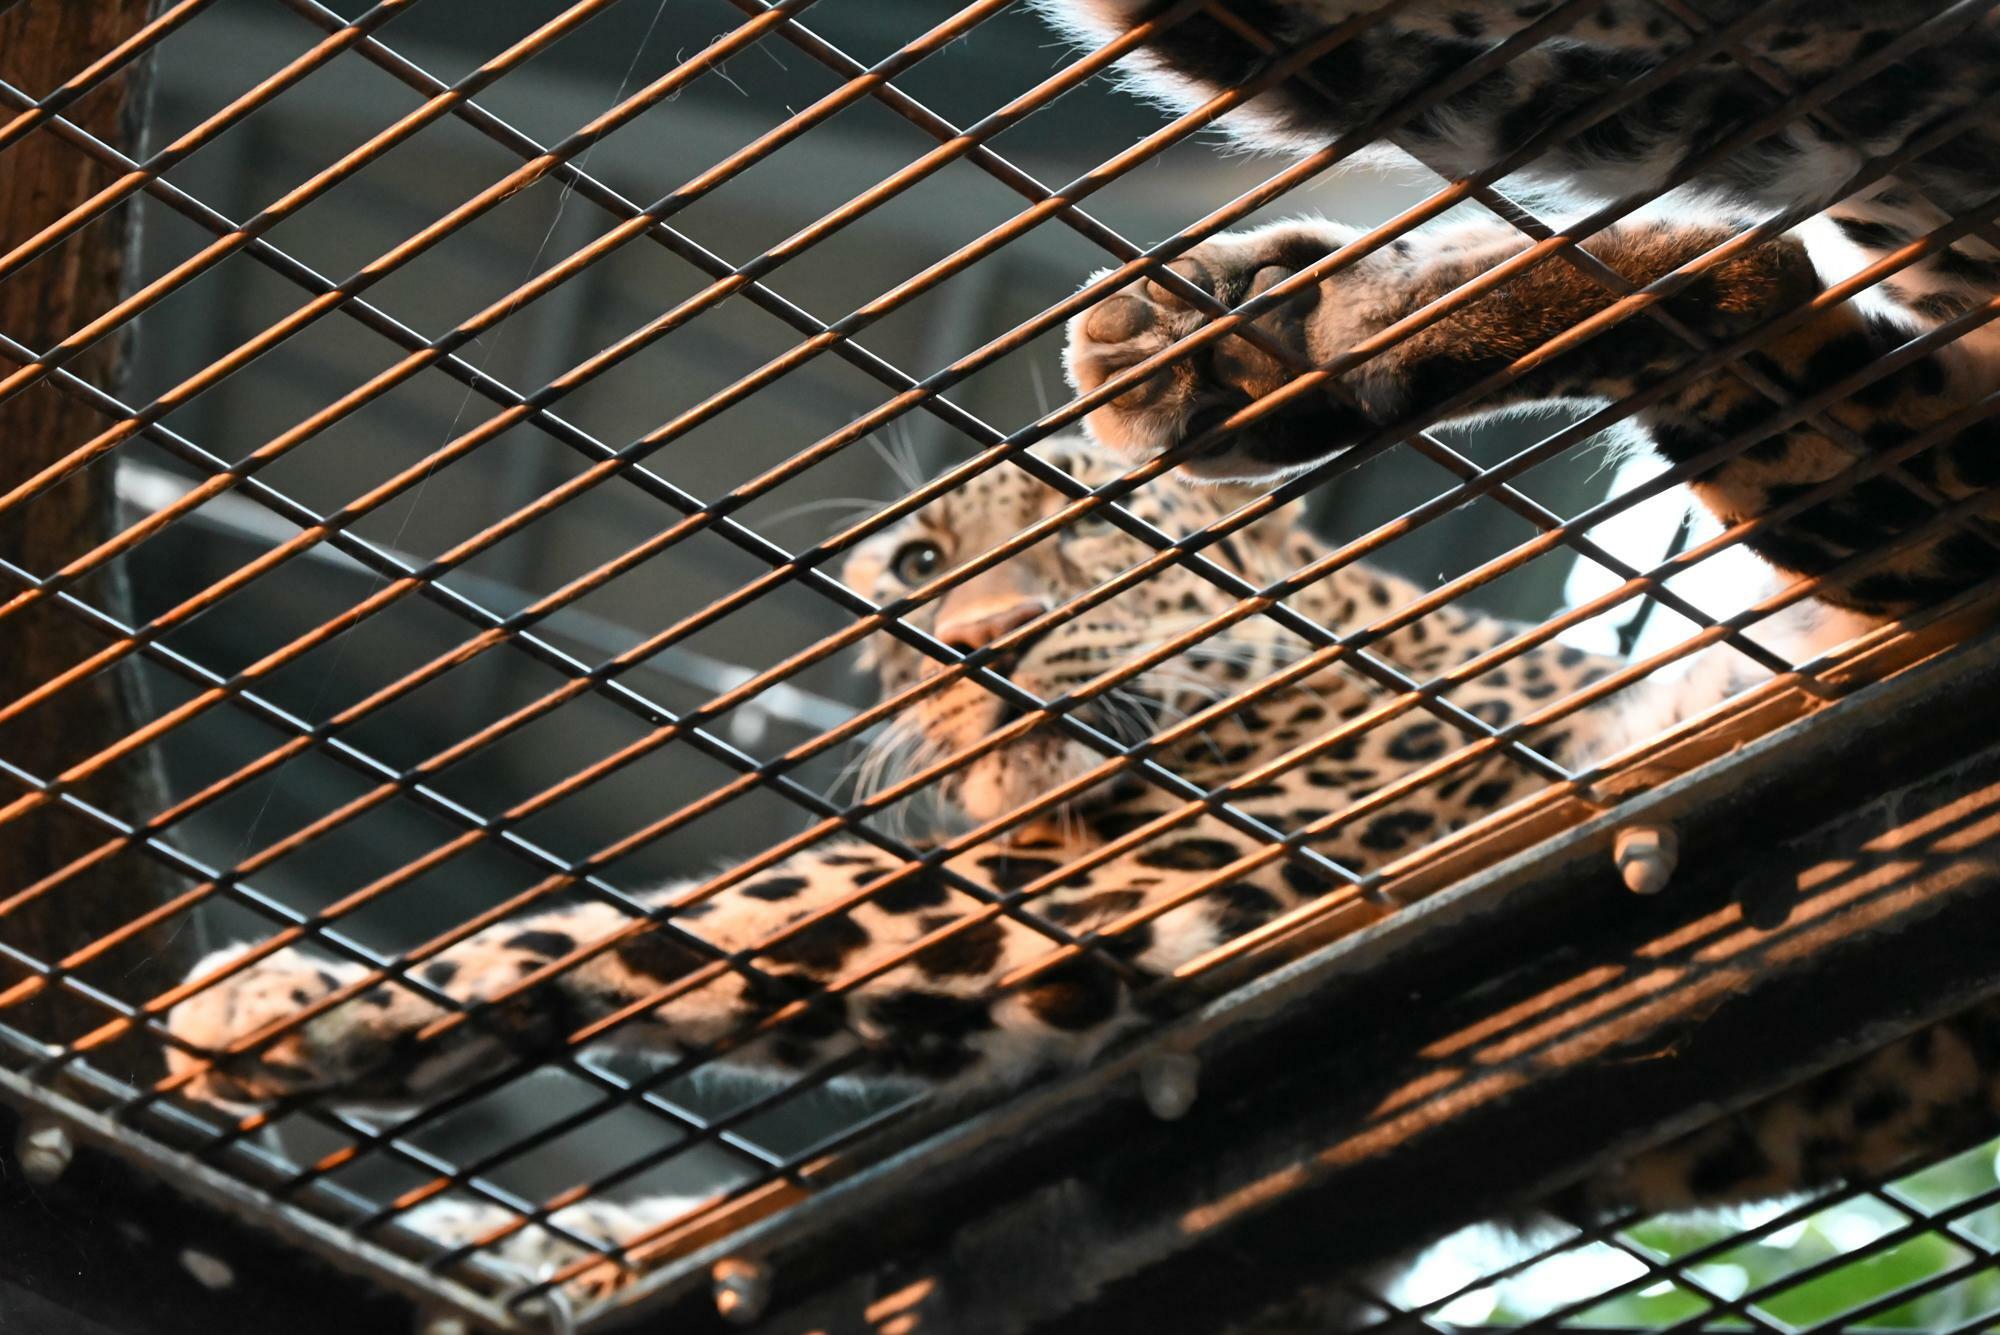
xmin=5 ymin=1 xmax=2000 ymax=1332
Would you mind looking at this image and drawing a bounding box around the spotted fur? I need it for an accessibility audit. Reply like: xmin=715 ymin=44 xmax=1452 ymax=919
xmin=1067 ymin=211 xmax=2000 ymax=616
xmin=1046 ymin=0 xmax=2000 ymax=1305
xmin=1053 ymin=0 xmax=2000 ymax=617
xmin=1043 ymin=0 xmax=2000 ymax=359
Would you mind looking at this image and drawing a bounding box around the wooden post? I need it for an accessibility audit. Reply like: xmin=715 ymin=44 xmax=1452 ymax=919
xmin=0 ymin=2 xmax=180 ymax=1053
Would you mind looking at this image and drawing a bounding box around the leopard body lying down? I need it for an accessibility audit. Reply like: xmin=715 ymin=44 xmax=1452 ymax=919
xmin=167 ymin=444 xmax=1980 ymax=1293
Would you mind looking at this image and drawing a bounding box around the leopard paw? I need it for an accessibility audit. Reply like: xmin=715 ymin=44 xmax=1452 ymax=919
xmin=1064 ymin=225 xmax=1352 ymax=480
xmin=165 ymin=945 xmax=455 ymax=1107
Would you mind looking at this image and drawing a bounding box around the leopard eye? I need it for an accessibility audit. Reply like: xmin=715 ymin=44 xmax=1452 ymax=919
xmin=890 ymin=538 xmax=946 ymax=585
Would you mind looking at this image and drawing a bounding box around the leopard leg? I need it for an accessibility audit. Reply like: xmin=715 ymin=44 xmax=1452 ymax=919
xmin=1066 ymin=216 xmax=1997 ymax=614
xmin=164 ymin=897 xmax=652 ymax=1107
xmin=166 ymin=825 xmax=1325 ymax=1102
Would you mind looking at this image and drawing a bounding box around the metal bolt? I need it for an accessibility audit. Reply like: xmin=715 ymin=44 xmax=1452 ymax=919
xmin=178 ymin=1248 xmax=235 ymax=1291
xmin=15 ymin=1118 xmax=73 ymax=1185
xmin=713 ymin=1256 xmax=772 ymax=1326
xmin=1140 ymin=1051 xmax=1200 ymax=1121
xmin=511 ymin=1290 xmax=577 ymax=1335
xmin=1614 ymin=823 xmax=1680 ymax=896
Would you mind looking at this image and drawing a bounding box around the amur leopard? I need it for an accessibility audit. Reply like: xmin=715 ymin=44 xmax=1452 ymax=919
xmin=167 ymin=439 xmax=1631 ymax=1280
xmin=163 ymin=457 xmax=1984 ymax=1296
xmin=163 ymin=0 xmax=2000 ymax=1303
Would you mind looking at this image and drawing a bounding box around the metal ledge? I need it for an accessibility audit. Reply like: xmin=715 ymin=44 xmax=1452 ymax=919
xmin=10 ymin=623 xmax=2000 ymax=1334
xmin=590 ymin=621 xmax=2000 ymax=1333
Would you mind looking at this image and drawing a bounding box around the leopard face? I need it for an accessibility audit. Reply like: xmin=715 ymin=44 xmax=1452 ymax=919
xmin=840 ymin=439 xmax=1304 ymax=822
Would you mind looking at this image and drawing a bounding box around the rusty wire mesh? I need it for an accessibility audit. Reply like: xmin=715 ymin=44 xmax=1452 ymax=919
xmin=3 ymin=0 xmax=2000 ymax=1329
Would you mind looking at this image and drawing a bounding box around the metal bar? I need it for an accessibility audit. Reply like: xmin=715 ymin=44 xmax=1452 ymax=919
xmin=0 ymin=0 xmax=219 ymax=158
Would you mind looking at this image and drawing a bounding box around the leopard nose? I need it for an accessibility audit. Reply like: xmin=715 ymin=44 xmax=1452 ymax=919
xmin=936 ymin=599 xmax=1048 ymax=656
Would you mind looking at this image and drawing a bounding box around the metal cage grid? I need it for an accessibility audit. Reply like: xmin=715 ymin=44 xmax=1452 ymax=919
xmin=3 ymin=0 xmax=2000 ymax=1330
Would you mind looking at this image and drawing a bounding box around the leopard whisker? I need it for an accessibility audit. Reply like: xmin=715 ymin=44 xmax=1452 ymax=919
xmin=1113 ymin=685 xmax=1226 ymax=762
xmin=853 ymin=713 xmax=933 ymax=825
xmin=868 ymin=425 xmax=928 ymax=494
xmin=1116 ymin=676 xmax=1229 ymax=764
xmin=1101 ymin=687 xmax=1168 ymax=748
xmin=763 ymin=495 xmax=895 ymax=529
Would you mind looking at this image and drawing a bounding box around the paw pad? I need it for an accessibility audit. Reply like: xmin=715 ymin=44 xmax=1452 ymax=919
xmin=1065 ymin=234 xmax=1328 ymax=471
